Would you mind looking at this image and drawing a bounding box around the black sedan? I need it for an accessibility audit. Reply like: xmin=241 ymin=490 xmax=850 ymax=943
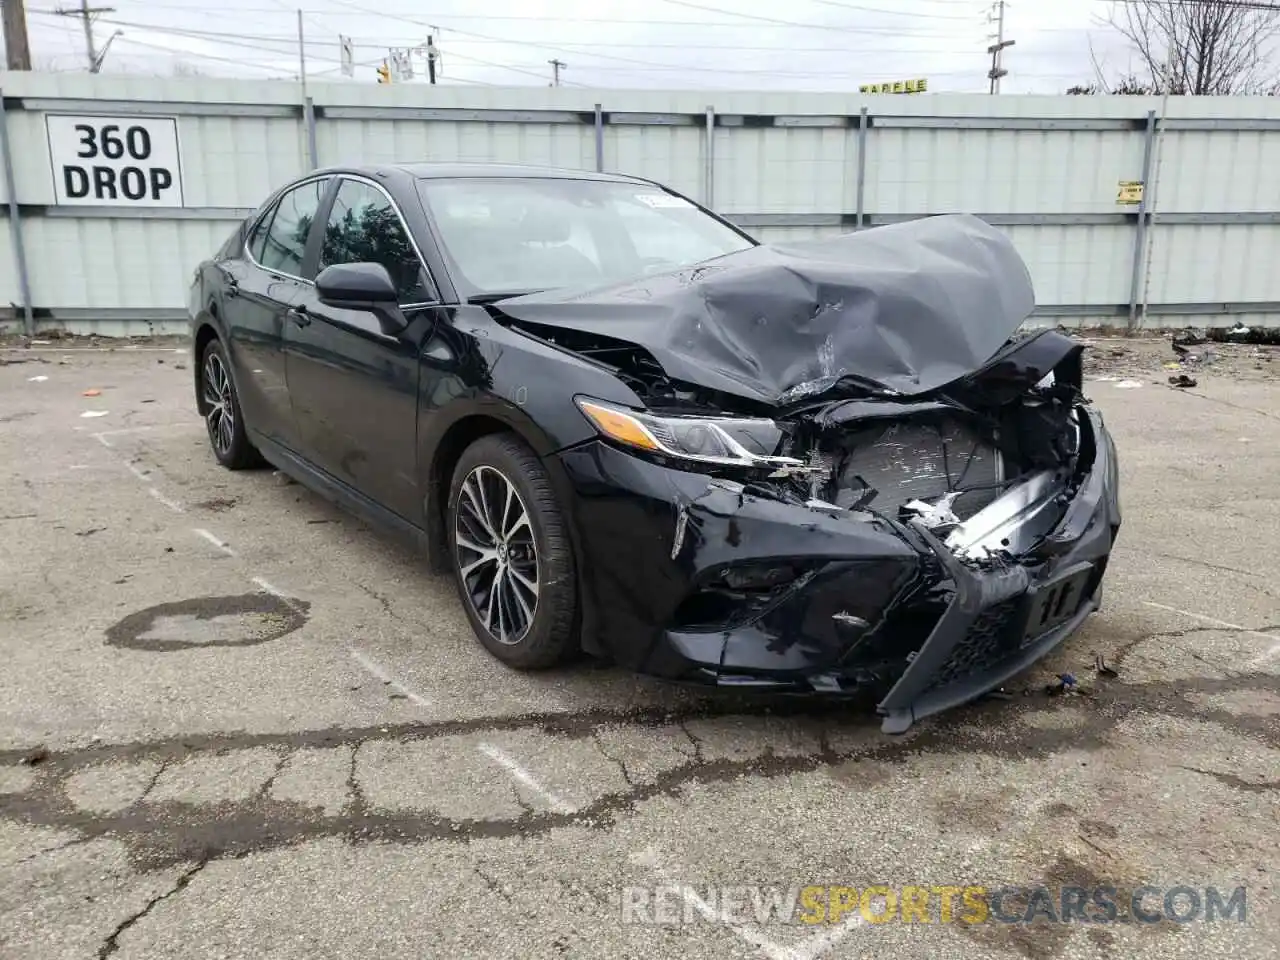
xmin=187 ymin=163 xmax=1120 ymax=732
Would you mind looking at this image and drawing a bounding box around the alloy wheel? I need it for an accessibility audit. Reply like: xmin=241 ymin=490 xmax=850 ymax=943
xmin=454 ymin=465 xmax=540 ymax=645
xmin=202 ymin=352 xmax=235 ymax=458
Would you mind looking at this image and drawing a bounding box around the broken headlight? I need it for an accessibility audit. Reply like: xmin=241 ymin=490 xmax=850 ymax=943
xmin=576 ymin=397 xmax=800 ymax=469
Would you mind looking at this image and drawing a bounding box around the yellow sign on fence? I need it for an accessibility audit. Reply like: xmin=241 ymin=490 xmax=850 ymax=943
xmin=860 ymin=79 xmax=929 ymax=94
xmin=1117 ymin=180 xmax=1145 ymax=205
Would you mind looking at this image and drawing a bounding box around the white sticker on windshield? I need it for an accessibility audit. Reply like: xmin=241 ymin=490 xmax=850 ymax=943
xmin=635 ymin=193 xmax=693 ymax=208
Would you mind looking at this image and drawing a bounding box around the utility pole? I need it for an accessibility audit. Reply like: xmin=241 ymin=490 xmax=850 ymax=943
xmin=986 ymin=0 xmax=1013 ymax=94
xmin=549 ymin=58 xmax=565 ymax=87
xmin=2 ymin=0 xmax=33 ymax=70
xmin=296 ymin=8 xmax=307 ymax=87
xmin=426 ymin=34 xmax=438 ymax=84
xmin=54 ymin=0 xmax=115 ymax=71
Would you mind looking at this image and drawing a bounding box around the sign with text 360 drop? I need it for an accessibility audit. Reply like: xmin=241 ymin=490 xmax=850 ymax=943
xmin=45 ymin=115 xmax=184 ymax=207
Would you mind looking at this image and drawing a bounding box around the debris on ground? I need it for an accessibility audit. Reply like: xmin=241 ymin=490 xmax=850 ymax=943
xmin=79 ymin=410 xmax=109 ymax=418
xmin=27 ymin=375 xmax=48 ymax=382
xmin=18 ymin=746 xmax=49 ymax=765
xmin=1094 ymin=654 xmax=1119 ymax=679
xmin=1169 ymin=374 xmax=1198 ymax=388
xmin=194 ymin=497 xmax=237 ymax=512
xmin=1045 ymin=673 xmax=1079 ymax=696
xmin=1115 ymin=379 xmax=1143 ymax=389
xmin=1080 ymin=332 xmax=1280 ymax=383
xmin=1172 ymin=329 xmax=1207 ymax=349
xmin=82 ymin=388 xmax=101 ymax=397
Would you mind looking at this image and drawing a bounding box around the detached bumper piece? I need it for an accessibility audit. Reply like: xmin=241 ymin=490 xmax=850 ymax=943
xmin=876 ymin=526 xmax=1097 ymax=734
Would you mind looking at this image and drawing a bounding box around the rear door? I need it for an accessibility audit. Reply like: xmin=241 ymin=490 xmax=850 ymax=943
xmin=283 ymin=176 xmax=440 ymax=521
xmin=222 ymin=177 xmax=328 ymax=449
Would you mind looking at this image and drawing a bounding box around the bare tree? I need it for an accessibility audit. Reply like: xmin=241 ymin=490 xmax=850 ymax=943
xmin=1103 ymin=0 xmax=1280 ymax=93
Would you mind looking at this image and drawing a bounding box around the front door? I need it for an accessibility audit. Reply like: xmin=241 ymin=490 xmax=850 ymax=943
xmin=284 ymin=176 xmax=440 ymax=522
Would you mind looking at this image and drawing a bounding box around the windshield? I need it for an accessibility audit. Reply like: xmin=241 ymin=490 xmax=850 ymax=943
xmin=417 ymin=177 xmax=754 ymax=298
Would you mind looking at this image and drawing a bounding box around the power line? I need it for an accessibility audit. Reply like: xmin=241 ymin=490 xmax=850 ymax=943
xmin=110 ymin=34 xmax=297 ymax=74
xmin=318 ymin=0 xmax=968 ymax=79
xmin=654 ymin=0 xmax=970 ymax=33
xmin=801 ymin=0 xmax=979 ymax=19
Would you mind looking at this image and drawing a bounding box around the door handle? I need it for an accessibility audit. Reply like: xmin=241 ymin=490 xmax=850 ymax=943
xmin=286 ymin=305 xmax=311 ymax=327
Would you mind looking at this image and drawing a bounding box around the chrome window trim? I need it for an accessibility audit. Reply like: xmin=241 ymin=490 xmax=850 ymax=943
xmin=242 ymin=174 xmax=332 ymax=285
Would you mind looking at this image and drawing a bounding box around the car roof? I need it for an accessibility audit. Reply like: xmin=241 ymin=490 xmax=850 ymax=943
xmin=316 ymin=162 xmax=652 ymax=185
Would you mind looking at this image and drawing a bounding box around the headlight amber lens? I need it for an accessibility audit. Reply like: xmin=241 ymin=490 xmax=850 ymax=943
xmin=575 ymin=397 xmax=786 ymax=467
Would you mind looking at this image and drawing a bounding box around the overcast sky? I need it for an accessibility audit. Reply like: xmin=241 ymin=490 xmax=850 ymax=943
xmin=14 ymin=0 xmax=1144 ymax=94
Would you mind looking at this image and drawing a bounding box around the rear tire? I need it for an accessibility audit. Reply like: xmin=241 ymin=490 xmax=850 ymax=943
xmin=447 ymin=434 xmax=578 ymax=669
xmin=200 ymin=337 xmax=260 ymax=470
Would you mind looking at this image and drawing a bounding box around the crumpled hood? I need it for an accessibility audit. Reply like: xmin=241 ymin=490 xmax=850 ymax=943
xmin=493 ymin=213 xmax=1035 ymax=405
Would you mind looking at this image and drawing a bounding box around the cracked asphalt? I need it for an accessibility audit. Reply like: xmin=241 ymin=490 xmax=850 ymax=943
xmin=1 ymin=342 xmax=1278 ymax=960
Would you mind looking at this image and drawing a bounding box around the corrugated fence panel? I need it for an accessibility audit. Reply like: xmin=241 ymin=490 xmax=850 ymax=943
xmin=176 ymin=115 xmax=304 ymax=206
xmin=865 ymin=128 xmax=1145 ymax=215
xmin=1156 ymin=130 xmax=1280 ymax=213
xmin=607 ymin=125 xmax=704 ymax=203
xmin=750 ymin=224 xmax=849 ymax=244
xmin=1000 ymin=224 xmax=1133 ymax=307
xmin=316 ymin=119 xmax=596 ymax=171
xmin=18 ymin=217 xmax=239 ymax=310
xmin=1148 ymin=222 xmax=1280 ymax=303
xmin=714 ymin=126 xmax=857 ymax=215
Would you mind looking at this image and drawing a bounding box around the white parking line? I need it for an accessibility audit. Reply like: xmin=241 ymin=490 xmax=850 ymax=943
xmin=148 ymin=487 xmax=185 ymax=513
xmin=672 ymin=885 xmax=795 ymax=960
xmin=90 ymin=423 xmax=201 ymax=440
xmin=124 ymin=462 xmax=152 ymax=482
xmin=476 ymin=742 xmax=575 ymax=815
xmin=250 ymin=576 xmax=312 ymax=614
xmin=192 ymin=527 xmax=236 ymax=556
xmin=348 ymin=649 xmax=433 ymax=708
xmin=631 ymin=849 xmax=864 ymax=960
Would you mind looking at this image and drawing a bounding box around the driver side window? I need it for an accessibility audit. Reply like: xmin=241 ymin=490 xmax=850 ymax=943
xmin=320 ymin=179 xmax=435 ymax=304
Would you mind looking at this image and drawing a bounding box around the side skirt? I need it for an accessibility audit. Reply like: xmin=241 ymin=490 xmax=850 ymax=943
xmin=251 ymin=430 xmax=432 ymax=557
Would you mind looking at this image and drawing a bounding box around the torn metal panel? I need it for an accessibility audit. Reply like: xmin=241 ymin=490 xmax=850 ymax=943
xmin=494 ymin=214 xmax=1035 ymax=405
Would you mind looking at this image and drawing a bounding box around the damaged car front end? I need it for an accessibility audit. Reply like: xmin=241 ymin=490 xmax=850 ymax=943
xmin=494 ymin=213 xmax=1120 ymax=733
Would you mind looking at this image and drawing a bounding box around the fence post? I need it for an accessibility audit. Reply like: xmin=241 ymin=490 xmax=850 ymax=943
xmin=303 ymin=95 xmax=319 ymax=170
xmin=0 ymin=89 xmax=34 ymax=336
xmin=594 ymin=103 xmax=604 ymax=172
xmin=1127 ymin=109 xmax=1157 ymax=330
xmin=704 ymin=104 xmax=715 ymax=208
xmin=855 ymin=106 xmax=869 ymax=230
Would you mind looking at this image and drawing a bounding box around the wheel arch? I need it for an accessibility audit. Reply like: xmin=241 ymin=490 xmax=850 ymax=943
xmin=423 ymin=408 xmax=599 ymax=657
xmin=192 ymin=313 xmax=221 ymax=415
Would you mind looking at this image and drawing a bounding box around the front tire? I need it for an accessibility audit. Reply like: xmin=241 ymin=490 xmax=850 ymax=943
xmin=447 ymin=434 xmax=578 ymax=669
xmin=200 ymin=338 xmax=260 ymax=470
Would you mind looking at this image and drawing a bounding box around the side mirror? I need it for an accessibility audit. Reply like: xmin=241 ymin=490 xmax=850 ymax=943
xmin=315 ymin=262 xmax=406 ymax=334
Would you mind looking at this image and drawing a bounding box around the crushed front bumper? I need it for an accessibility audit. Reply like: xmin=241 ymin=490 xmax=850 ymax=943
xmin=554 ymin=407 xmax=1120 ymax=732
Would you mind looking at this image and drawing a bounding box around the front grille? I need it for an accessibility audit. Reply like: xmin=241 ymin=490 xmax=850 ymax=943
xmin=927 ymin=597 xmax=1023 ymax=690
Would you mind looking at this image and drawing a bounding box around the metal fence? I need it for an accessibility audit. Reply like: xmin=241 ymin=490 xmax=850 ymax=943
xmin=2 ymin=71 xmax=1279 ymax=335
